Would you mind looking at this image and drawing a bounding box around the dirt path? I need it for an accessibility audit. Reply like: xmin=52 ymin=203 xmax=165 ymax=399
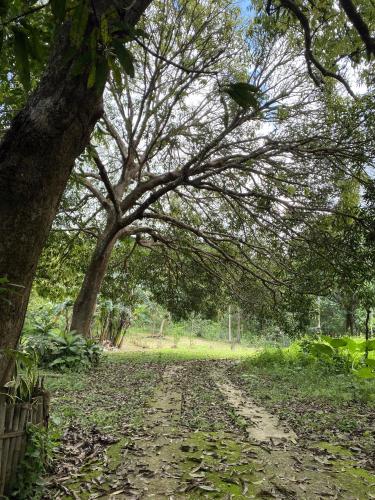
xmin=47 ymin=360 xmax=375 ymax=499
xmin=215 ymin=377 xmax=297 ymax=444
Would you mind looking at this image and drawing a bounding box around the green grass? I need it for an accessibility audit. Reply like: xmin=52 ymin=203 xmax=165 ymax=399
xmin=238 ymin=343 xmax=375 ymax=403
xmin=112 ymin=333 xmax=257 ymax=362
xmin=44 ymin=359 xmax=164 ymax=433
xmin=109 ymin=344 xmax=256 ymax=363
xmin=232 ymin=343 xmax=375 ymax=457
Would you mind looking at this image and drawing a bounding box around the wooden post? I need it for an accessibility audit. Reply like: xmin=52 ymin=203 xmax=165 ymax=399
xmin=6 ymin=404 xmax=20 ymax=488
xmin=1 ymin=403 xmax=14 ymax=491
xmin=228 ymin=305 xmax=232 ymax=344
xmin=159 ymin=317 xmax=166 ymax=337
xmin=0 ymin=395 xmax=6 ymax=496
xmin=237 ymin=307 xmax=241 ymax=344
xmin=0 ymin=391 xmax=49 ymax=495
xmin=12 ymin=405 xmax=29 ymax=488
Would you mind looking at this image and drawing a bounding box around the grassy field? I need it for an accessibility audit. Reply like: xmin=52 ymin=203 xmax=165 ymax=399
xmin=42 ymin=335 xmax=375 ymax=499
xmin=230 ymin=345 xmax=375 ymax=468
xmin=46 ymin=334 xmax=375 ymax=441
xmin=115 ymin=330 xmax=257 ymax=361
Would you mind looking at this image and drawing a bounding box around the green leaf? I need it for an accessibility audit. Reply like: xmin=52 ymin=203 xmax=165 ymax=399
xmin=224 ymin=82 xmax=260 ymax=109
xmin=70 ymin=0 xmax=89 ymax=48
xmin=87 ymin=62 xmax=96 ymax=88
xmin=100 ymin=15 xmax=110 ymax=45
xmin=109 ymin=57 xmax=122 ymax=87
xmin=366 ymin=358 xmax=375 ymax=368
xmin=355 ymin=367 xmax=375 ymax=379
xmin=133 ymin=28 xmax=149 ymax=39
xmin=23 ymin=25 xmax=44 ymax=61
xmin=0 ymin=0 xmax=9 ymax=18
xmin=94 ymin=56 xmax=109 ymax=92
xmin=48 ymin=358 xmax=66 ymax=366
xmin=12 ymin=28 xmax=31 ymax=91
xmin=113 ymin=21 xmax=149 ymax=40
xmin=70 ymin=52 xmax=92 ymax=77
xmin=50 ymin=415 xmax=61 ymax=426
xmin=325 ymin=337 xmax=348 ymax=348
xmin=366 ymin=339 xmax=375 ymax=351
xmin=310 ymin=342 xmax=334 ymax=356
xmin=112 ymin=40 xmax=134 ymax=77
xmin=346 ymin=339 xmax=366 ymax=353
xmin=51 ymin=0 xmax=66 ymax=22
xmin=356 ymin=341 xmax=368 ymax=353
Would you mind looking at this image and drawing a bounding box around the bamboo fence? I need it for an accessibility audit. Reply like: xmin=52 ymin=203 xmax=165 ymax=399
xmin=0 ymin=390 xmax=49 ymax=496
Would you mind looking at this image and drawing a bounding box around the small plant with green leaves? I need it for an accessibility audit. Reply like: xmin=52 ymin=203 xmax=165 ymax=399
xmin=3 ymin=350 xmax=42 ymax=403
xmin=44 ymin=330 xmax=102 ymax=371
xmin=299 ymin=336 xmax=375 ymax=378
xmin=10 ymin=423 xmax=55 ymax=499
xmin=23 ymin=328 xmax=102 ymax=371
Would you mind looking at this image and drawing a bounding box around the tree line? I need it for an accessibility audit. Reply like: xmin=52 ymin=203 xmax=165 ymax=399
xmin=0 ymin=0 xmax=374 ymax=384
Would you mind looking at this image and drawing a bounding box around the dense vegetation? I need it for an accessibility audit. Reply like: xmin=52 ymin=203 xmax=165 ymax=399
xmin=0 ymin=0 xmax=374 ymax=497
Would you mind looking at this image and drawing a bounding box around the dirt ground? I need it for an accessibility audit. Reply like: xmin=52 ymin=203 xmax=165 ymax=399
xmin=45 ymin=357 xmax=375 ymax=499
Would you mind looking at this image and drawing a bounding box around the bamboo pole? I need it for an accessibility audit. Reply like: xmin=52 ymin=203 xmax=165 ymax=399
xmin=6 ymin=404 xmax=21 ymax=488
xmin=1 ymin=403 xmax=14 ymax=491
xmin=10 ymin=405 xmax=28 ymax=490
xmin=0 ymin=396 xmax=6 ymax=496
xmin=0 ymin=390 xmax=49 ymax=495
xmin=19 ymin=404 xmax=31 ymax=472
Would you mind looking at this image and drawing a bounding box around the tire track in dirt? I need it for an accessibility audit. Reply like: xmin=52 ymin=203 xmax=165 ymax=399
xmin=215 ymin=377 xmax=297 ymax=444
xmin=213 ymin=366 xmax=375 ymax=500
xmin=55 ymin=361 xmax=375 ymax=499
xmin=120 ymin=364 xmax=185 ymax=497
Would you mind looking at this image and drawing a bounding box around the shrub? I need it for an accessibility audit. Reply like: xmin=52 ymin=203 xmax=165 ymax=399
xmin=10 ymin=423 xmax=55 ymax=499
xmin=298 ymin=335 xmax=375 ymax=378
xmin=23 ymin=330 xmax=102 ymax=371
xmin=3 ymin=350 xmax=43 ymax=403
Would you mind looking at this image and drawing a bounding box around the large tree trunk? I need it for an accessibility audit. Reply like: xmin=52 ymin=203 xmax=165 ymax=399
xmin=71 ymin=231 xmax=117 ymax=337
xmin=0 ymin=0 xmax=151 ymax=385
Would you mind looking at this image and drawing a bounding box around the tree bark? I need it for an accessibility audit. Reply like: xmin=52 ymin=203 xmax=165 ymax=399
xmin=345 ymin=309 xmax=355 ymax=335
xmin=0 ymin=0 xmax=152 ymax=384
xmin=370 ymin=309 xmax=373 ymax=338
xmin=316 ymin=296 xmax=321 ymax=332
xmin=71 ymin=231 xmax=117 ymax=337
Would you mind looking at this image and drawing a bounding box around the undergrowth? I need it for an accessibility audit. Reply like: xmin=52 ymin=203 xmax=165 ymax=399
xmin=239 ymin=343 xmax=375 ymax=404
xmin=234 ymin=342 xmax=375 ymax=463
xmin=11 ymin=423 xmax=56 ymax=499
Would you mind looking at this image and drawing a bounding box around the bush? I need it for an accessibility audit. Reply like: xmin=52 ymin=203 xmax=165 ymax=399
xmin=298 ymin=335 xmax=375 ymax=378
xmin=11 ymin=423 xmax=55 ymax=499
xmin=23 ymin=330 xmax=102 ymax=371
